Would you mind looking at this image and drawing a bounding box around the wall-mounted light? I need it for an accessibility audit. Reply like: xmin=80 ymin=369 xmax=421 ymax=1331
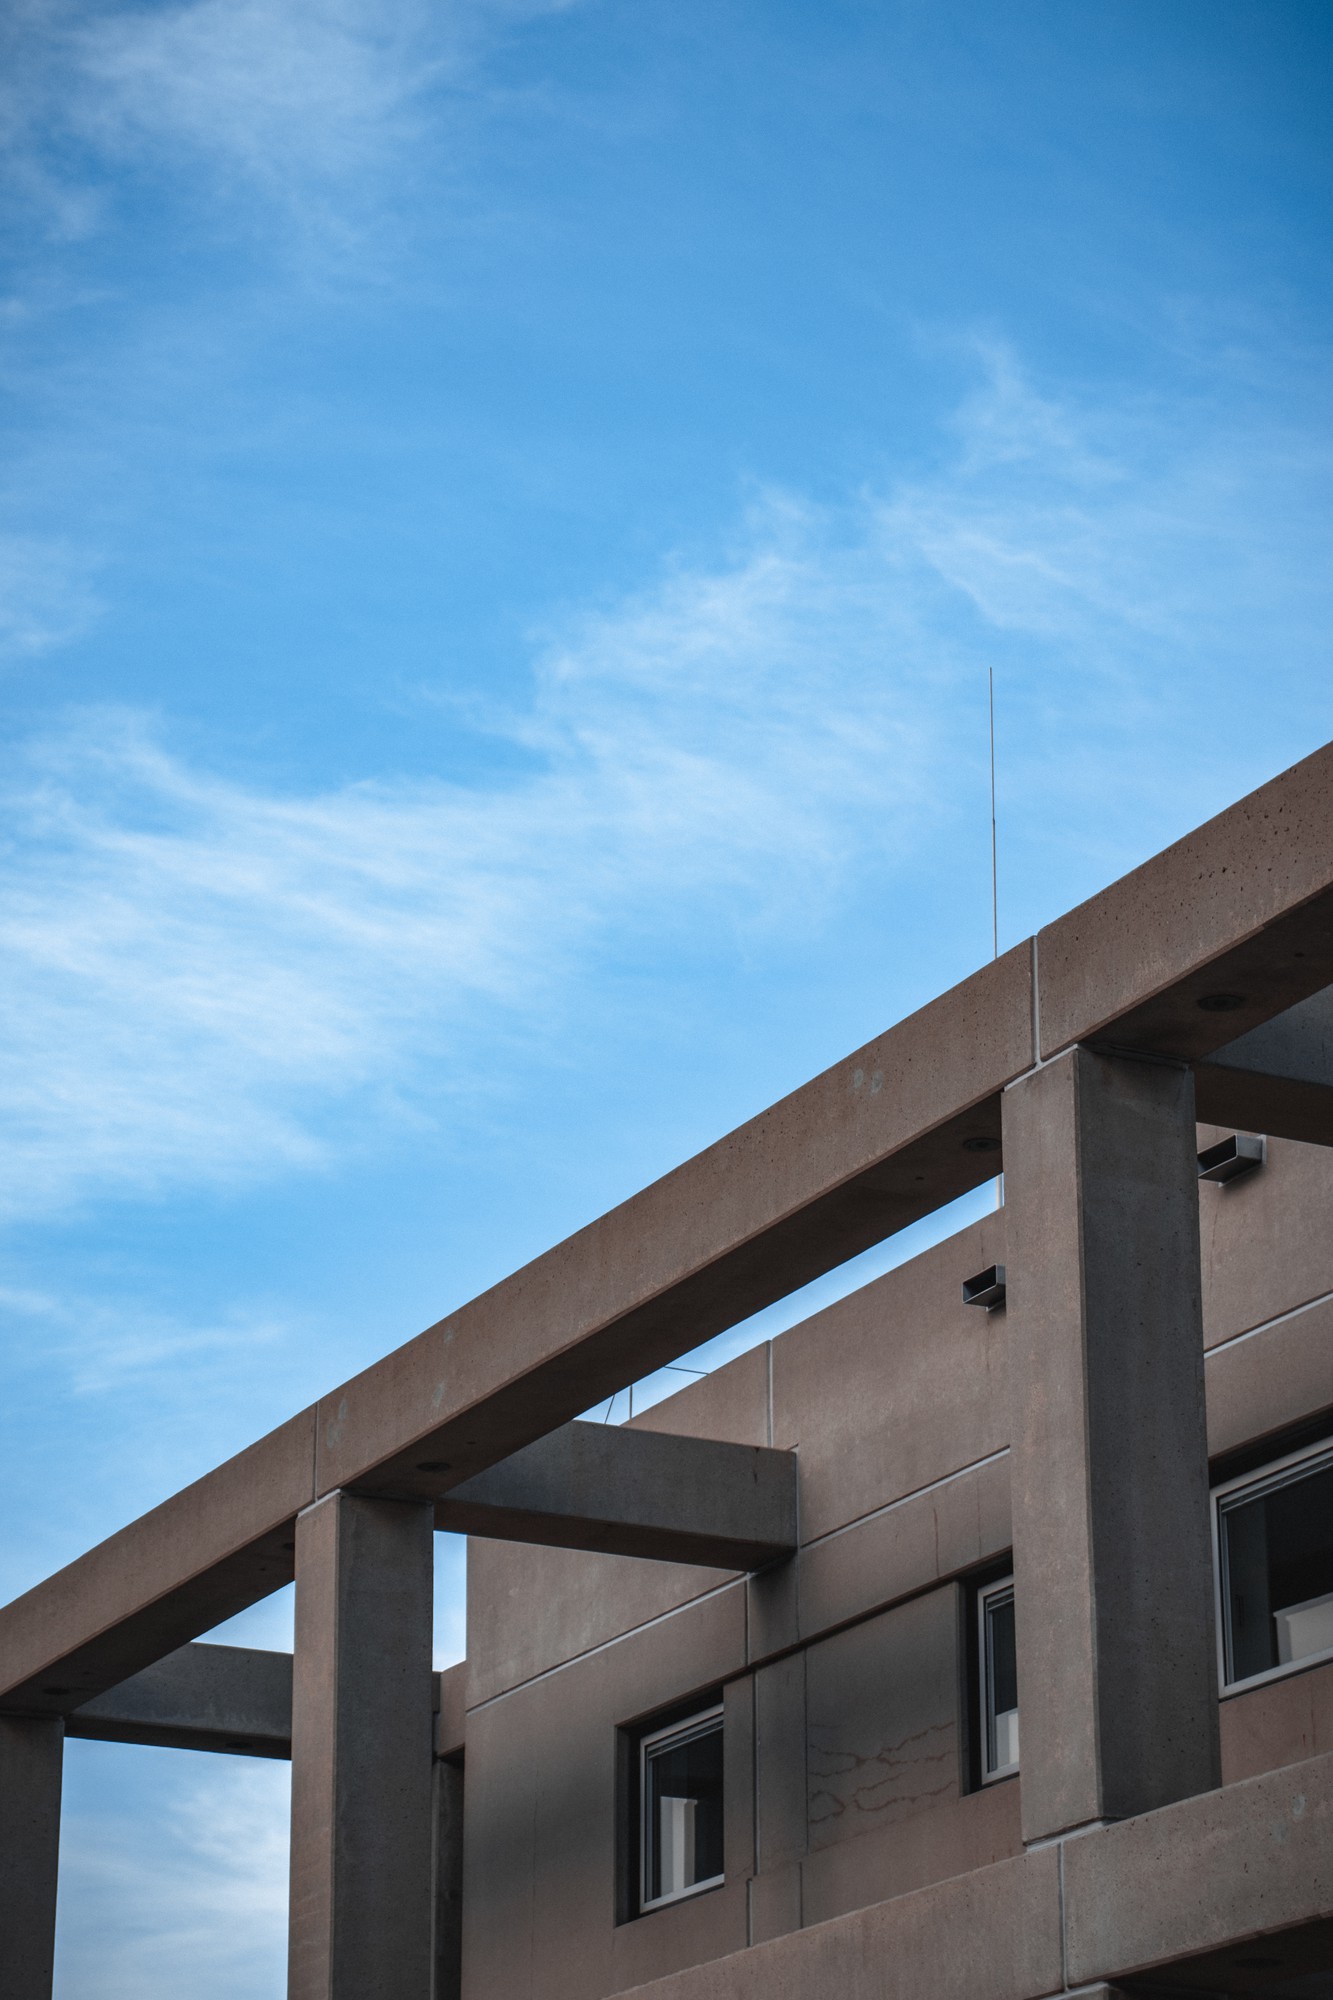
xmin=963 ymin=1264 xmax=1006 ymax=1310
xmin=1197 ymin=1133 xmax=1266 ymax=1186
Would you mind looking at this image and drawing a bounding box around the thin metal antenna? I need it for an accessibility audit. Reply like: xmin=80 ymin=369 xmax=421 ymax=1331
xmin=988 ymin=666 xmax=998 ymax=963
xmin=989 ymin=668 xmax=1002 ymax=1214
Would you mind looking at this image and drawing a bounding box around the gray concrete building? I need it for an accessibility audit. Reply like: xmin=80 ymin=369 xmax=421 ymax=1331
xmin=3 ymin=743 xmax=1333 ymax=1998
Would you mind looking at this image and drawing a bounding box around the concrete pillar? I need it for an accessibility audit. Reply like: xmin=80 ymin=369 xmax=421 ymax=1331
xmin=1002 ymin=1046 xmax=1220 ymax=1843
xmin=0 ymin=1714 xmax=63 ymax=1998
xmin=431 ymin=1757 xmax=463 ymax=2000
xmin=288 ymin=1492 xmax=435 ymax=2000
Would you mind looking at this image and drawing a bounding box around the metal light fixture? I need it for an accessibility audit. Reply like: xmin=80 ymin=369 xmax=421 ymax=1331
xmin=1197 ymin=1133 xmax=1266 ymax=1186
xmin=962 ymin=1264 xmax=1006 ymax=1310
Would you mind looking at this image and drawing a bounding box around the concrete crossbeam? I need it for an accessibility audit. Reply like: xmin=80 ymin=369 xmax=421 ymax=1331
xmin=4 ymin=744 xmax=1333 ymax=1720
xmin=66 ymin=1649 xmax=467 ymax=1765
xmin=0 ymin=1411 xmax=312 ymax=1715
xmin=435 ymin=1422 xmax=797 ymax=1568
xmin=67 ymin=1642 xmax=293 ymax=1758
xmin=1002 ymin=1046 xmax=1220 ymax=1840
xmin=0 ymin=1715 xmax=63 ymax=2000
xmin=288 ymin=1491 xmax=435 ymax=2000
xmin=1193 ymin=983 xmax=1333 ymax=1146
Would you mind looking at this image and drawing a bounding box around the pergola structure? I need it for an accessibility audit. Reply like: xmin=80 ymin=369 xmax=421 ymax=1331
xmin=2 ymin=742 xmax=1332 ymax=1998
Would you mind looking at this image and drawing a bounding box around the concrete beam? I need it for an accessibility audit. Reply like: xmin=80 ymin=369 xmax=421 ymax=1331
xmin=1063 ymin=1747 xmax=1333 ymax=1988
xmin=67 ymin=1642 xmax=293 ymax=1758
xmin=66 ymin=1647 xmax=467 ymax=1767
xmin=288 ymin=1491 xmax=435 ymax=2000
xmin=1003 ymin=1047 xmax=1220 ymax=1841
xmin=1193 ymin=983 xmax=1333 ymax=1146
xmin=6 ymin=744 xmax=1333 ymax=1716
xmin=435 ymin=1422 xmax=797 ymax=1568
xmin=0 ymin=1411 xmax=311 ymax=1716
xmin=1037 ymin=738 xmax=1333 ymax=1061
xmin=0 ymin=1715 xmax=63 ymax=2000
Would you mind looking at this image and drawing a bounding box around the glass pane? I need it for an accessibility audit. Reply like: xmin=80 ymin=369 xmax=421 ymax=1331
xmin=644 ymin=1719 xmax=724 ymax=1903
xmin=984 ymin=1587 xmax=1018 ymax=1777
xmin=1221 ymin=1457 xmax=1333 ymax=1684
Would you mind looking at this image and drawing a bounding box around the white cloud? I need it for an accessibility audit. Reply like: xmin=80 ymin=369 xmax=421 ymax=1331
xmin=0 ymin=1282 xmax=293 ymax=1395
xmin=0 ymin=502 xmax=941 ymax=1218
xmin=0 ymin=532 xmax=102 ymax=659
xmin=4 ymin=0 xmax=572 ymax=252
xmin=56 ymin=1751 xmax=289 ymax=2000
xmin=1 ymin=345 xmax=1330 ymax=1222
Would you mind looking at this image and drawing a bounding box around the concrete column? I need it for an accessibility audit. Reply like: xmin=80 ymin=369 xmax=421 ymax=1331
xmin=430 ymin=1757 xmax=463 ymax=2000
xmin=0 ymin=1714 xmax=63 ymax=1998
xmin=1002 ymin=1046 xmax=1219 ymax=1843
xmin=288 ymin=1492 xmax=435 ymax=2000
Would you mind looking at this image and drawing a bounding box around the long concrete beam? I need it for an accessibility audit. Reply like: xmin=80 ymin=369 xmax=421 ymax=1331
xmin=65 ymin=1649 xmax=470 ymax=1762
xmin=66 ymin=1643 xmax=293 ymax=1759
xmin=4 ymin=741 xmax=1333 ymax=1715
xmin=436 ymin=1423 xmax=797 ymax=1568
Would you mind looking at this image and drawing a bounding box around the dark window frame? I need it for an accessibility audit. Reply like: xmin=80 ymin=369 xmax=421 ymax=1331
xmin=616 ymin=1692 xmax=726 ymax=1924
xmin=959 ymin=1558 xmax=1017 ymax=1793
xmin=1213 ymin=1433 xmax=1333 ymax=1696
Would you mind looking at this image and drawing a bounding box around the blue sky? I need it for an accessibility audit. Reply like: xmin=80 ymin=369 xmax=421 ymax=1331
xmin=2 ymin=0 xmax=1332 ymax=1989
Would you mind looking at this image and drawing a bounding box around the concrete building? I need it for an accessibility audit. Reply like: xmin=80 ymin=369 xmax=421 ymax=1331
xmin=3 ymin=743 xmax=1333 ymax=1999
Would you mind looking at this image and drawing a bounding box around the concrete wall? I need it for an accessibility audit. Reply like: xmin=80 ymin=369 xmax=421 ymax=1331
xmin=458 ymin=1135 xmax=1333 ymax=1998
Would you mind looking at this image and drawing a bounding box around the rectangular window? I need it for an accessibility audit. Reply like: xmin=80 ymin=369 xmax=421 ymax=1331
xmin=638 ymin=1704 xmax=724 ymax=1912
xmin=1215 ymin=1438 xmax=1333 ymax=1692
xmin=978 ymin=1576 xmax=1019 ymax=1782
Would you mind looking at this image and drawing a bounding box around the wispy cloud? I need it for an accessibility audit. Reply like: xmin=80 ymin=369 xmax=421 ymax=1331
xmin=2 ymin=343 xmax=1330 ymax=1221
xmin=56 ymin=1750 xmax=289 ymax=2000
xmin=3 ymin=0 xmax=571 ymax=254
xmin=0 ymin=1282 xmax=293 ymax=1395
xmin=0 ymin=499 xmax=939 ymax=1218
xmin=0 ymin=532 xmax=102 ymax=659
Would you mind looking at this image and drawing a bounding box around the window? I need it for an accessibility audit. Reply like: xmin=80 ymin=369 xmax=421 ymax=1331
xmin=637 ymin=1704 xmax=724 ymax=1913
xmin=978 ymin=1575 xmax=1019 ymax=1782
xmin=1215 ymin=1438 xmax=1333 ymax=1692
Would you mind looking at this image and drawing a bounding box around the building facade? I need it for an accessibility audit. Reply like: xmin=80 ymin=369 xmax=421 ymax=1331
xmin=2 ymin=743 xmax=1333 ymax=1999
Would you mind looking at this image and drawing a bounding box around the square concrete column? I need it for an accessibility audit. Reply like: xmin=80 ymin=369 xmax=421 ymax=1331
xmin=288 ymin=1492 xmax=435 ymax=2000
xmin=1002 ymin=1046 xmax=1220 ymax=1843
xmin=0 ymin=1714 xmax=63 ymax=1998
xmin=430 ymin=1757 xmax=463 ymax=2000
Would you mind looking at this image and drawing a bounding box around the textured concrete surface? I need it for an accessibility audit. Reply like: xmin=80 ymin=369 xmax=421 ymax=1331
xmin=805 ymin=1591 xmax=955 ymax=1853
xmin=288 ymin=1492 xmax=435 ymax=2000
xmin=1204 ymin=1293 xmax=1333 ymax=1459
xmin=1004 ymin=1048 xmax=1219 ymax=1839
xmin=432 ymin=1756 xmax=464 ymax=2000
xmin=614 ymin=1846 xmax=1064 ymax=2000
xmin=770 ymin=1211 xmax=1007 ymax=1542
xmin=461 ymin=1587 xmax=749 ymax=2000
xmin=0 ymin=1714 xmax=62 ymax=2000
xmin=439 ymin=1421 xmax=796 ymax=1568
xmin=1036 ymin=739 xmax=1333 ymax=1060
xmin=1198 ymin=1128 xmax=1333 ymax=1350
xmin=1220 ymin=1662 xmax=1333 ymax=1785
xmin=67 ymin=1640 xmax=292 ymax=1757
xmin=1063 ymin=1748 xmax=1333 ymax=1984
xmin=797 ymin=1777 xmax=1021 ymax=1931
